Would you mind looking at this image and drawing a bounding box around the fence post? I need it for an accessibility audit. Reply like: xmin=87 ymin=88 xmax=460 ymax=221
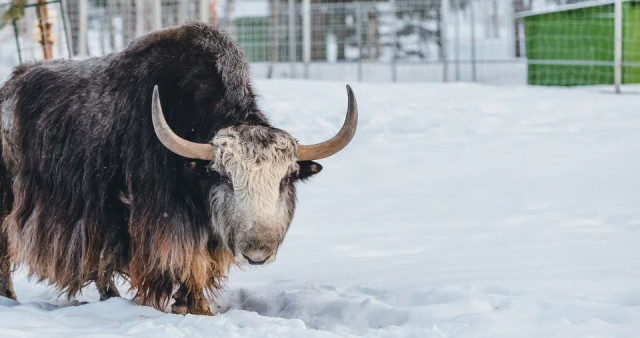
xmin=288 ymin=0 xmax=296 ymax=78
xmin=390 ymin=0 xmax=397 ymax=82
xmin=302 ymin=0 xmax=311 ymax=79
xmin=507 ymin=0 xmax=518 ymax=58
xmin=356 ymin=2 xmax=363 ymax=82
xmin=614 ymin=0 xmax=622 ymax=94
xmin=470 ymin=0 xmax=477 ymax=82
xmin=268 ymin=0 xmax=281 ymax=79
xmin=79 ymin=0 xmax=88 ymax=56
xmin=59 ymin=0 xmax=72 ymax=58
xmin=441 ymin=0 xmax=449 ymax=82
xmin=153 ymin=0 xmax=162 ymax=30
xmin=453 ymin=0 xmax=460 ymax=81
xmin=178 ymin=1 xmax=188 ymax=24
xmin=199 ymin=0 xmax=209 ymax=23
xmin=136 ymin=0 xmax=145 ymax=37
xmin=12 ymin=19 xmax=22 ymax=63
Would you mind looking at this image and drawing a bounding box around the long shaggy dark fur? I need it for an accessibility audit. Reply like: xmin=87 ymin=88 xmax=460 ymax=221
xmin=0 ymin=23 xmax=265 ymax=308
xmin=0 ymin=74 xmax=17 ymax=300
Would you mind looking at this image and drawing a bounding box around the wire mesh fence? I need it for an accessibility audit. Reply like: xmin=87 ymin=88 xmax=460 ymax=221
xmin=0 ymin=0 xmax=522 ymax=84
xmin=0 ymin=0 xmax=639 ymax=89
xmin=1 ymin=0 xmax=72 ymax=62
xmin=231 ymin=0 xmax=524 ymax=84
xmin=623 ymin=1 xmax=640 ymax=84
xmin=517 ymin=0 xmax=640 ymax=87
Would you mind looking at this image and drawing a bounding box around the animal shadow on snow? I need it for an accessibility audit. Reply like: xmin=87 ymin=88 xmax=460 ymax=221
xmin=221 ymin=285 xmax=410 ymax=332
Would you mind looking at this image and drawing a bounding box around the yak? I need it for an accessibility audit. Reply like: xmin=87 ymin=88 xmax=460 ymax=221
xmin=0 ymin=22 xmax=357 ymax=315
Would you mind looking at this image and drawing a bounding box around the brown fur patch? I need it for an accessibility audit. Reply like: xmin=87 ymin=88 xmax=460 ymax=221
xmin=127 ymin=208 xmax=236 ymax=310
xmin=206 ymin=245 xmax=235 ymax=291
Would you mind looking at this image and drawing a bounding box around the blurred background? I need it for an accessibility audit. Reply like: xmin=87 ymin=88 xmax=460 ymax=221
xmin=1 ymin=0 xmax=639 ymax=89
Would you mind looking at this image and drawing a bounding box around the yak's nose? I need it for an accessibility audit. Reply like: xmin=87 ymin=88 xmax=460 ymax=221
xmin=242 ymin=248 xmax=273 ymax=265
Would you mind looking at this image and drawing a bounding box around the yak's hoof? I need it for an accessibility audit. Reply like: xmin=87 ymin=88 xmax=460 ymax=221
xmin=189 ymin=306 xmax=213 ymax=316
xmin=96 ymin=279 xmax=121 ymax=301
xmin=0 ymin=288 xmax=16 ymax=300
xmin=99 ymin=288 xmax=120 ymax=301
xmin=171 ymin=303 xmax=213 ymax=316
xmin=171 ymin=304 xmax=188 ymax=315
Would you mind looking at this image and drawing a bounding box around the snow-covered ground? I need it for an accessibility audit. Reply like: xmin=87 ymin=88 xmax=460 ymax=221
xmin=0 ymin=77 xmax=639 ymax=337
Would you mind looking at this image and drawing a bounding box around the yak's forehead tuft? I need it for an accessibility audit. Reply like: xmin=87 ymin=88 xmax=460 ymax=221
xmin=211 ymin=125 xmax=297 ymax=172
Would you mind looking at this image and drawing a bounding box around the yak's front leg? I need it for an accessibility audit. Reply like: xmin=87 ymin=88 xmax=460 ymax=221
xmin=171 ymin=283 xmax=212 ymax=315
xmin=0 ymin=232 xmax=16 ymax=300
xmin=95 ymin=276 xmax=120 ymax=301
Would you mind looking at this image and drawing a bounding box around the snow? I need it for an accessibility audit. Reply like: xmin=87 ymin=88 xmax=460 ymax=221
xmin=0 ymin=76 xmax=640 ymax=337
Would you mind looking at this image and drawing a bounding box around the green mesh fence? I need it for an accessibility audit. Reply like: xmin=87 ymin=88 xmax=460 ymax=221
xmin=524 ymin=1 xmax=640 ymax=86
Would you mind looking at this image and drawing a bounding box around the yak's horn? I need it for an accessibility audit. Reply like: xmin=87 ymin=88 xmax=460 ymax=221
xmin=152 ymin=85 xmax=214 ymax=160
xmin=296 ymin=85 xmax=358 ymax=161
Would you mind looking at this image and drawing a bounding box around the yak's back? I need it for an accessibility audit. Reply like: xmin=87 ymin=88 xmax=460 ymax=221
xmin=123 ymin=22 xmax=255 ymax=111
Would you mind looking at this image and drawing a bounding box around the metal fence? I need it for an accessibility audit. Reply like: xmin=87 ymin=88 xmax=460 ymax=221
xmin=242 ymin=0 xmax=523 ymax=84
xmin=1 ymin=0 xmax=638 ymax=89
xmin=0 ymin=0 xmax=523 ymax=84
xmin=517 ymin=0 xmax=640 ymax=92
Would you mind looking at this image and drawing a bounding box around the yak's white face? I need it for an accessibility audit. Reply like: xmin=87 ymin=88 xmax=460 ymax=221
xmin=150 ymin=85 xmax=356 ymax=265
xmin=207 ymin=125 xmax=316 ymax=265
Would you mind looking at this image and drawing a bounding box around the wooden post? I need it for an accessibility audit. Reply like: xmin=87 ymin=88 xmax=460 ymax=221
xmin=35 ymin=0 xmax=53 ymax=59
xmin=210 ymin=0 xmax=218 ymax=26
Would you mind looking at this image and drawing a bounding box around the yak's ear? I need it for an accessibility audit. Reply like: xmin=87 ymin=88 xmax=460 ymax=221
xmin=297 ymin=161 xmax=323 ymax=180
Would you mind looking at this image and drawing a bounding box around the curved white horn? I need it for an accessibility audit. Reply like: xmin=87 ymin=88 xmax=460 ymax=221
xmin=296 ymin=85 xmax=358 ymax=161
xmin=152 ymin=85 xmax=214 ymax=160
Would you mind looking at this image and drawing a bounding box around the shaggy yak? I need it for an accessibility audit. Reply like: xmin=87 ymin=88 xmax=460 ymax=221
xmin=0 ymin=22 xmax=357 ymax=315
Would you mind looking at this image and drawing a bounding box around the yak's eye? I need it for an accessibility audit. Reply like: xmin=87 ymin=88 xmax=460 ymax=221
xmin=281 ymin=177 xmax=291 ymax=186
xmin=185 ymin=161 xmax=198 ymax=171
